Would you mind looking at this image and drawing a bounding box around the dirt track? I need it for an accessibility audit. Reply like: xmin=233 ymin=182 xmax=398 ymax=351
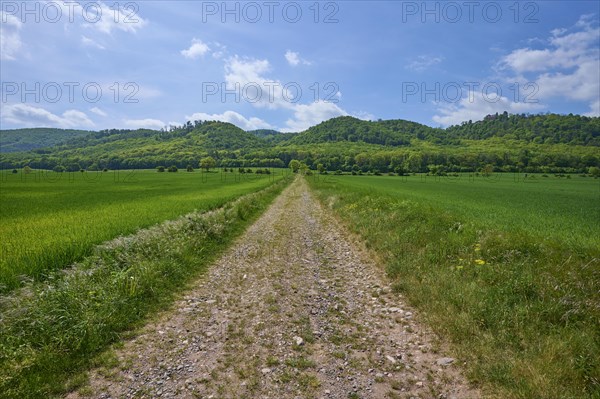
xmin=69 ymin=176 xmax=479 ymax=399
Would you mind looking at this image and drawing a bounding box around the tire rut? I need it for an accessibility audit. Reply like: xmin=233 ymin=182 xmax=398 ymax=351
xmin=68 ymin=176 xmax=479 ymax=399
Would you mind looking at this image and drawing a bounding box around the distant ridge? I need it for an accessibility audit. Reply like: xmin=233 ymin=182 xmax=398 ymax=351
xmin=1 ymin=113 xmax=598 ymax=173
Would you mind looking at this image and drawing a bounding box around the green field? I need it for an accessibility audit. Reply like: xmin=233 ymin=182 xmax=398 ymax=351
xmin=0 ymin=169 xmax=286 ymax=293
xmin=308 ymin=173 xmax=600 ymax=399
xmin=0 ymin=170 xmax=290 ymax=397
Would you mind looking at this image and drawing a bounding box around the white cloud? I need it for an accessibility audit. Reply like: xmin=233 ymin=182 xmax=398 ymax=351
xmin=406 ymin=55 xmax=443 ymax=72
xmin=224 ymin=56 xmax=291 ymax=110
xmin=0 ymin=12 xmax=23 ymax=60
xmin=499 ymin=15 xmax=599 ymax=116
xmin=181 ymin=38 xmax=210 ymax=59
xmin=535 ymin=59 xmax=599 ymax=102
xmin=186 ymin=110 xmax=272 ymax=131
xmin=223 ymin=56 xmax=355 ymax=131
xmin=354 ymin=111 xmax=375 ymax=121
xmin=81 ymin=35 xmax=105 ymax=49
xmin=432 ymin=93 xmax=544 ymax=127
xmin=585 ymin=99 xmax=600 ymax=117
xmin=2 ymin=104 xmax=94 ymax=128
xmin=501 ymin=16 xmax=599 ymax=73
xmin=90 ymin=107 xmax=107 ymax=117
xmin=123 ymin=118 xmax=165 ymax=130
xmin=211 ymin=42 xmax=227 ymax=59
xmin=282 ymin=101 xmax=348 ymax=132
xmin=225 ymin=57 xmax=271 ymax=85
xmin=285 ymin=50 xmax=311 ymax=66
xmin=76 ymin=1 xmax=148 ymax=34
xmin=501 ymin=48 xmax=555 ymax=72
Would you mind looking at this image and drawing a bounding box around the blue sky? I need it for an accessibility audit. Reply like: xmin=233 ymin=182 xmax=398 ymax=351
xmin=1 ymin=1 xmax=599 ymax=132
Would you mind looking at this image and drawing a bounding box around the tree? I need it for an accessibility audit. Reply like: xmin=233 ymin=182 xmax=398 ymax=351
xmin=200 ymin=156 xmax=216 ymax=172
xmin=589 ymin=166 xmax=600 ymax=178
xmin=317 ymin=163 xmax=325 ymax=174
xmin=299 ymin=162 xmax=309 ymax=174
xmin=289 ymin=159 xmax=301 ymax=173
xmin=481 ymin=164 xmax=494 ymax=176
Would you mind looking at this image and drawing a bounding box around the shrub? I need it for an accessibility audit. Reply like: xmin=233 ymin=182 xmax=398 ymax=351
xmin=200 ymin=156 xmax=216 ymax=171
xmin=53 ymin=166 xmax=65 ymax=173
xmin=186 ymin=165 xmax=194 ymax=172
xmin=167 ymin=165 xmax=178 ymax=172
xmin=12 ymin=169 xmax=18 ymax=174
xmin=156 ymin=166 xmax=165 ymax=172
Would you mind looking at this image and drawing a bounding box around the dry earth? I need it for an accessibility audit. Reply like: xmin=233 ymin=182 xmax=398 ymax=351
xmin=68 ymin=177 xmax=480 ymax=399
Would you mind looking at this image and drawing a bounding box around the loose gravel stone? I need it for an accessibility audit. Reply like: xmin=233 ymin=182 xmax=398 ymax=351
xmin=67 ymin=177 xmax=479 ymax=399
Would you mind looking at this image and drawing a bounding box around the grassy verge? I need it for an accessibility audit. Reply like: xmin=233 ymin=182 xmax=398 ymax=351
xmin=0 ymin=176 xmax=291 ymax=398
xmin=307 ymin=174 xmax=599 ymax=399
xmin=0 ymin=169 xmax=285 ymax=293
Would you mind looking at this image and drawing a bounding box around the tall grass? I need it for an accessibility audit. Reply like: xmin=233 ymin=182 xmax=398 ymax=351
xmin=0 ymin=169 xmax=284 ymax=293
xmin=0 ymin=175 xmax=290 ymax=398
xmin=308 ymin=174 xmax=599 ymax=399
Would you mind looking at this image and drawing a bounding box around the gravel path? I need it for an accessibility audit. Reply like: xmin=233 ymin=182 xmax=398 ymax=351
xmin=69 ymin=177 xmax=479 ymax=399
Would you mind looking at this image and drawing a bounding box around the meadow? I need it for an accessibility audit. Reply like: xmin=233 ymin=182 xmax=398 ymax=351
xmin=308 ymin=173 xmax=600 ymax=399
xmin=0 ymin=168 xmax=285 ymax=293
xmin=0 ymin=169 xmax=290 ymax=398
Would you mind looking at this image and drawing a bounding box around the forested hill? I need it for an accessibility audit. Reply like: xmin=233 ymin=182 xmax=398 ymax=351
xmin=288 ymin=113 xmax=599 ymax=146
xmin=0 ymin=128 xmax=93 ymax=153
xmin=54 ymin=121 xmax=264 ymax=152
xmin=287 ymin=116 xmax=444 ymax=146
xmin=248 ymin=129 xmax=297 ymax=144
xmin=0 ymin=113 xmax=598 ymax=173
xmin=445 ymin=112 xmax=600 ymax=145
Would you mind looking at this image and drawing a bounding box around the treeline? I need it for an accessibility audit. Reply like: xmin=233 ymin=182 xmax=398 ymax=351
xmin=5 ymin=147 xmax=598 ymax=174
xmin=1 ymin=113 xmax=598 ymax=174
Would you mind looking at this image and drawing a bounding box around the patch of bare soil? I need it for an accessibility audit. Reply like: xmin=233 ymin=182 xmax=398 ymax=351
xmin=68 ymin=177 xmax=480 ymax=399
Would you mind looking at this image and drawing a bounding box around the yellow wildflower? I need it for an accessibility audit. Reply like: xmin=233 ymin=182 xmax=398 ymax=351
xmin=474 ymin=259 xmax=486 ymax=265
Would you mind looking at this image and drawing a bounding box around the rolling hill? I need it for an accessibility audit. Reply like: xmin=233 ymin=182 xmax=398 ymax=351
xmin=0 ymin=113 xmax=598 ymax=173
xmin=0 ymin=128 xmax=93 ymax=153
